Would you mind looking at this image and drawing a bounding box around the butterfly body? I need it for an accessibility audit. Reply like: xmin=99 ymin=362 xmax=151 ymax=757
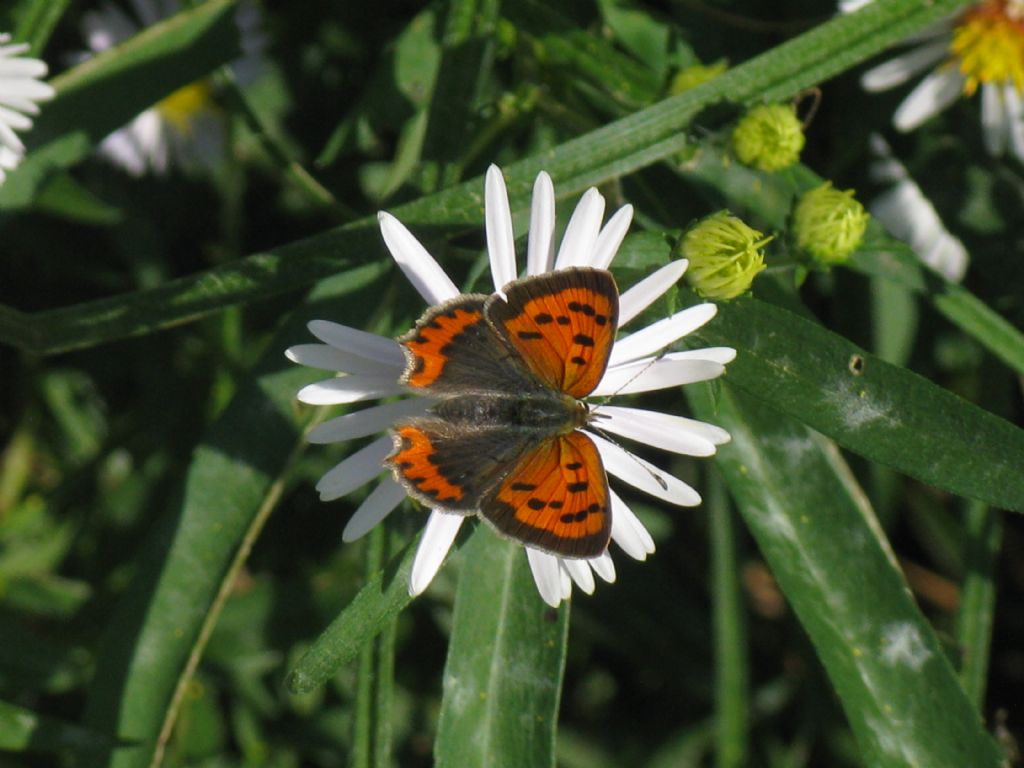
xmin=386 ymin=268 xmax=618 ymax=558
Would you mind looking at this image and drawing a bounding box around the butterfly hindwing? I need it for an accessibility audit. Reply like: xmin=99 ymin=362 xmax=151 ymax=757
xmin=399 ymin=295 xmax=538 ymax=396
xmin=485 ymin=268 xmax=619 ymax=398
xmin=479 ymin=430 xmax=610 ymax=558
xmin=387 ymin=418 xmax=534 ymax=512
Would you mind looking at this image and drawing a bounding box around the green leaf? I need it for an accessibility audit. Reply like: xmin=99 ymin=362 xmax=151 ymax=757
xmin=31 ymin=172 xmax=123 ymax=225
xmin=286 ymin=534 xmax=421 ymax=695
xmin=687 ymin=384 xmax=1004 ymax=767
xmin=956 ymin=502 xmax=1002 ymax=707
xmin=434 ymin=528 xmax=569 ymax=768
xmin=12 ymin=0 xmax=71 ymax=55
xmin=0 ymin=699 xmax=104 ymax=752
xmin=693 ymin=295 xmax=1024 ymax=513
xmin=0 ymin=0 xmax=972 ymax=354
xmin=79 ymin=264 xmax=387 ymax=768
xmin=709 ymin=474 xmax=748 ymax=768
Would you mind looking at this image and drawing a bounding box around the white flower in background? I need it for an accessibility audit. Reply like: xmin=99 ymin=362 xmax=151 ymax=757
xmin=844 ymin=0 xmax=1024 ymax=162
xmin=76 ymin=0 xmax=265 ymax=176
xmin=287 ymin=166 xmax=733 ymax=607
xmin=868 ymin=134 xmax=968 ymax=282
xmin=0 ymin=33 xmax=55 ymax=184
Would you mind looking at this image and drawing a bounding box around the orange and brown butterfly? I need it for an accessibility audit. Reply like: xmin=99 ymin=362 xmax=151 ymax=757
xmin=385 ymin=267 xmax=618 ymax=558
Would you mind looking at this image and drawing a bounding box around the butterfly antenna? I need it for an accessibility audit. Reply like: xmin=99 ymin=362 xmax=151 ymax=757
xmin=586 ymin=421 xmax=669 ymax=491
xmin=586 ymin=331 xmax=677 ymax=492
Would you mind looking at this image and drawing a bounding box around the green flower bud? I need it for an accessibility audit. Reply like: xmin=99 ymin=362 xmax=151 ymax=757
xmin=792 ymin=182 xmax=870 ymax=266
xmin=669 ymin=60 xmax=728 ymax=94
xmin=731 ymin=104 xmax=805 ymax=172
xmin=681 ymin=211 xmax=771 ymax=300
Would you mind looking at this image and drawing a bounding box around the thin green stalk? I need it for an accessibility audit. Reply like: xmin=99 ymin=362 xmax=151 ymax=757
xmin=13 ymin=0 xmax=71 ymax=55
xmin=216 ymin=72 xmax=357 ymax=223
xmin=956 ymin=501 xmax=1002 ymax=708
xmin=710 ymin=470 xmax=749 ymax=768
xmin=352 ymin=526 xmax=396 ymax=768
xmin=147 ymin=444 xmax=299 ymax=768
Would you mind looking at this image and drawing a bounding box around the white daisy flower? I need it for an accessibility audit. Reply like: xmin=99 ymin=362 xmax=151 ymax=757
xmin=846 ymin=0 xmax=1024 ymax=162
xmin=0 ymin=33 xmax=55 ymax=184
xmin=287 ymin=166 xmax=733 ymax=607
xmin=76 ymin=0 xmax=265 ymax=176
xmin=867 ymin=134 xmax=968 ymax=282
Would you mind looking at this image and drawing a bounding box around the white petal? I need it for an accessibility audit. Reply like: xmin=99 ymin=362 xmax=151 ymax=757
xmin=593 ymin=406 xmax=720 ymax=456
xmin=0 ymin=119 xmax=24 ymax=155
xmin=315 ymin=436 xmax=393 ymax=501
xmin=860 ymin=41 xmax=948 ymax=92
xmin=893 ymin=69 xmax=964 ymax=132
xmin=408 ymin=511 xmax=464 ymax=596
xmin=485 ymin=165 xmax=517 ymax=291
xmin=871 ymin=179 xmax=968 ymax=282
xmin=671 ymin=347 xmax=736 ymax=364
xmin=608 ymin=489 xmax=649 ymax=560
xmin=308 ymin=398 xmax=429 ymax=444
xmin=1004 ymin=84 xmax=1024 ymax=164
xmin=593 ymin=357 xmax=725 ymax=396
xmin=554 ymin=188 xmax=604 ymax=269
xmin=378 ymin=212 xmax=459 ymax=305
xmin=559 ymin=566 xmax=572 ymax=600
xmin=82 ymin=5 xmax=137 ymax=50
xmin=588 ymin=552 xmax=616 ymax=582
xmin=868 ymin=133 xmax=908 ymax=184
xmin=98 ymin=127 xmax=147 ymax=177
xmin=297 ymin=376 xmax=404 ymax=405
xmin=307 ymin=320 xmax=405 ymax=367
xmin=981 ymin=82 xmax=1008 ymax=156
xmin=285 ymin=343 xmax=400 ymax=375
xmin=599 ymin=404 xmax=729 ymax=447
xmin=839 ymin=0 xmax=875 ymax=12
xmin=590 ymin=205 xmax=634 ymax=270
xmin=592 ymin=433 xmax=702 ymax=507
xmin=608 ymin=304 xmax=718 ymax=367
xmin=611 ymin=489 xmax=657 ymax=556
xmin=561 ymin=558 xmax=595 ymax=594
xmin=526 ymin=548 xmax=564 ymax=607
xmin=618 ymin=260 xmax=689 ymax=326
xmin=527 ymin=172 xmax=556 ymax=276
xmin=342 ymin=477 xmax=408 ymax=541
xmin=0 ymin=104 xmax=33 ymax=131
xmin=926 ymin=232 xmax=969 ymax=283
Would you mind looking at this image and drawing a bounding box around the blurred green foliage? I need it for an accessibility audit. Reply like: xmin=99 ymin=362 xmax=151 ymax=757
xmin=1 ymin=0 xmax=1022 ymax=766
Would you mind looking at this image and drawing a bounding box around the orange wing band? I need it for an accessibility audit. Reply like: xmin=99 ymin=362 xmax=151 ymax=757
xmin=401 ymin=306 xmax=485 ymax=390
xmin=388 ymin=425 xmax=465 ymax=506
xmin=482 ymin=430 xmax=610 ymax=558
xmin=490 ymin=268 xmax=618 ymax=398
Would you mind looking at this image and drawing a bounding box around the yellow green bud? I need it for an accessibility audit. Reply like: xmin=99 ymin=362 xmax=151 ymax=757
xmin=680 ymin=211 xmax=771 ymax=300
xmin=792 ymin=182 xmax=870 ymax=265
xmin=669 ymin=60 xmax=728 ymax=94
xmin=731 ymin=104 xmax=805 ymax=172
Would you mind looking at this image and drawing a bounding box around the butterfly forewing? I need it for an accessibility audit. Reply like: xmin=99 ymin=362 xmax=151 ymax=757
xmin=480 ymin=430 xmax=610 ymax=558
xmin=399 ymin=295 xmax=539 ymax=396
xmin=486 ymin=268 xmax=619 ymax=398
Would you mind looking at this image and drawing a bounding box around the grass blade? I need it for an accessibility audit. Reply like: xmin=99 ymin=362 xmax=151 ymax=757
xmin=688 ymin=383 xmax=1004 ymax=767
xmin=434 ymin=528 xmax=569 ymax=768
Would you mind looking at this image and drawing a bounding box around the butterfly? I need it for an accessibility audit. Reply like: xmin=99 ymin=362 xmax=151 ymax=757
xmin=385 ymin=267 xmax=619 ymax=559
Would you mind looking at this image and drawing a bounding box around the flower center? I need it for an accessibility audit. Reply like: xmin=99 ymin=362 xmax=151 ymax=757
xmin=950 ymin=0 xmax=1024 ymax=95
xmin=156 ymin=82 xmax=213 ymax=134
